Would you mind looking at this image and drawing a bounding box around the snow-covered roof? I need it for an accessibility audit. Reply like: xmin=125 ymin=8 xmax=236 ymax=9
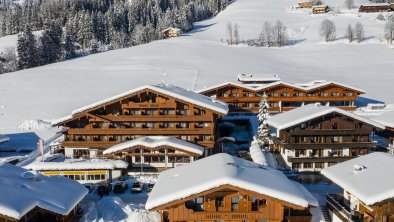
xmin=52 ymin=84 xmax=228 ymax=125
xmin=321 ymin=152 xmax=394 ymax=205
xmin=161 ymin=27 xmax=181 ymax=33
xmin=146 ymin=153 xmax=317 ymax=210
xmin=237 ymin=73 xmax=281 ymax=82
xmin=0 ymin=162 xmax=88 ymax=220
xmin=103 ymin=136 xmax=204 ymax=155
xmin=266 ymin=103 xmax=385 ymax=132
xmin=25 ymin=158 xmax=128 ymax=171
xmin=371 ymin=110 xmax=394 ymax=129
xmin=197 ymin=80 xmax=365 ymax=94
xmin=0 ymin=132 xmax=40 ymax=152
xmin=0 ymin=135 xmax=9 ymax=144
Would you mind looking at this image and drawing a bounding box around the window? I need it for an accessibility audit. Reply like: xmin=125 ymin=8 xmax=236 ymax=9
xmin=229 ymin=93 xmax=239 ymax=97
xmin=295 ymin=149 xmax=306 ymax=157
xmin=178 ymin=110 xmax=190 ymax=115
xmin=162 ymin=122 xmax=174 ymax=128
xmin=319 ymin=92 xmax=328 ymax=97
xmin=306 ymin=92 xmax=314 ymax=97
xmin=331 ymin=92 xmax=340 ymax=97
xmin=146 ymin=122 xmax=156 ymax=128
xmin=300 ymin=123 xmax=307 ymax=129
xmin=269 ymin=102 xmax=278 ymax=107
xmin=244 ymin=92 xmax=254 ymax=97
xmin=270 ymin=92 xmax=279 ymax=97
xmin=282 ymin=92 xmax=290 ymax=97
xmin=129 ymin=110 xmax=141 ymax=115
xmin=162 ymin=109 xmax=174 ymax=115
xmin=344 ymin=92 xmax=353 ymax=97
xmin=303 ymin=163 xmax=313 ymax=168
xmin=178 ymin=122 xmax=189 ymax=128
xmin=112 ymin=109 xmax=120 ymax=115
xmin=145 ymin=110 xmax=155 ymax=115
xmin=294 ymin=92 xmax=304 ymax=97
xmin=293 ymin=163 xmax=302 ymax=169
xmin=215 ymin=197 xmax=224 ymax=208
xmin=315 ymin=162 xmax=325 ymax=168
xmin=194 ymin=197 xmax=204 ymax=211
xmin=231 ymin=197 xmax=239 ymax=211
xmin=251 ymin=197 xmax=259 ymax=211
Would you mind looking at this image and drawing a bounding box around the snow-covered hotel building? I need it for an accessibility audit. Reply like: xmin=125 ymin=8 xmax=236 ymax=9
xmin=52 ymin=84 xmax=228 ymax=159
xmin=198 ymin=74 xmax=365 ymax=113
xmin=146 ymin=153 xmax=318 ymax=222
xmin=0 ymin=162 xmax=87 ymax=222
xmin=322 ymin=152 xmax=394 ymax=222
xmin=267 ymin=104 xmax=385 ymax=171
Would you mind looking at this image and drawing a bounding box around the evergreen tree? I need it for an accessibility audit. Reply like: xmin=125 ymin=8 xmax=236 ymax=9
xmin=16 ymin=25 xmax=39 ymax=70
xmin=63 ymin=32 xmax=76 ymax=59
xmin=257 ymin=93 xmax=271 ymax=147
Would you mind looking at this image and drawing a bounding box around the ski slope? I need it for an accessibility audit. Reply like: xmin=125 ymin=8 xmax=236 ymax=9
xmin=0 ymin=0 xmax=393 ymax=139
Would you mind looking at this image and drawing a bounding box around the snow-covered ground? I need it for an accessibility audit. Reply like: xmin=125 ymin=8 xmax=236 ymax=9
xmin=0 ymin=0 xmax=393 ymax=139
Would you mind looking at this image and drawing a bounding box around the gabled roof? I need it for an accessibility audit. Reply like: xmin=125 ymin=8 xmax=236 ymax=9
xmin=103 ymin=136 xmax=204 ymax=155
xmin=0 ymin=162 xmax=88 ymax=220
xmin=196 ymin=80 xmax=365 ymax=94
xmin=52 ymin=84 xmax=228 ymax=125
xmin=145 ymin=153 xmax=317 ymax=210
xmin=322 ymin=152 xmax=394 ymax=205
xmin=266 ymin=103 xmax=385 ymax=131
xmin=371 ymin=110 xmax=394 ymax=129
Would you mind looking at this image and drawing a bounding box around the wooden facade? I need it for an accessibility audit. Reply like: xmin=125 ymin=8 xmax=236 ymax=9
xmin=359 ymin=4 xmax=394 ymax=13
xmin=297 ymin=2 xmax=313 ymax=8
xmin=199 ymin=82 xmax=363 ymax=113
xmin=0 ymin=206 xmax=77 ymax=222
xmin=151 ymin=184 xmax=313 ymax=222
xmin=162 ymin=28 xmax=181 ymax=38
xmin=312 ymin=5 xmax=328 ymax=14
xmin=54 ymin=87 xmax=226 ymax=158
xmin=272 ymin=112 xmax=377 ymax=171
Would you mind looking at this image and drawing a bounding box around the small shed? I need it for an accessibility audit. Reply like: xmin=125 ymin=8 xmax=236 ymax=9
xmin=161 ymin=27 xmax=181 ymax=38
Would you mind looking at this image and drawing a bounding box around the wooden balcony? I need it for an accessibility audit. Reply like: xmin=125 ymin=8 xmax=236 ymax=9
xmin=91 ymin=115 xmax=213 ymax=122
xmin=122 ymin=101 xmax=176 ymax=109
xmin=188 ymin=212 xmax=264 ymax=220
xmin=288 ymin=156 xmax=355 ymax=163
xmin=326 ymin=194 xmax=364 ymax=222
xmin=289 ymin=128 xmax=373 ymax=136
xmin=217 ymin=96 xmax=356 ymax=103
xmin=67 ymin=128 xmax=214 ymax=135
xmin=281 ymin=142 xmax=376 ymax=149
xmin=61 ymin=141 xmax=119 ymax=148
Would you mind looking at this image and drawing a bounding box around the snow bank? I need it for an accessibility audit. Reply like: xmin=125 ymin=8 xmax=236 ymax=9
xmin=0 ymin=162 xmax=88 ymax=220
xmin=18 ymin=119 xmax=52 ymax=131
xmin=249 ymin=140 xmax=268 ymax=166
xmin=81 ymin=197 xmax=160 ymax=222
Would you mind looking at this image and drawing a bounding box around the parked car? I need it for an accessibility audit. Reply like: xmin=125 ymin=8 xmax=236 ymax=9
xmin=113 ymin=181 xmax=128 ymax=194
xmin=131 ymin=182 xmax=143 ymax=193
xmin=84 ymin=183 xmax=95 ymax=193
xmin=97 ymin=183 xmax=112 ymax=197
xmin=147 ymin=183 xmax=155 ymax=193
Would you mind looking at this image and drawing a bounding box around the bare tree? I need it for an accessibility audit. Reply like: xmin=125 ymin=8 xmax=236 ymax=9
xmin=233 ymin=23 xmax=240 ymax=45
xmin=344 ymin=0 xmax=354 ymax=10
xmin=273 ymin=20 xmax=288 ymax=47
xmin=345 ymin=24 xmax=354 ymax=43
xmin=264 ymin=22 xmax=273 ymax=47
xmin=226 ymin=22 xmax=233 ymax=45
xmin=384 ymin=20 xmax=394 ymax=44
xmin=354 ymin=22 xmax=364 ymax=43
xmin=320 ymin=19 xmax=336 ymax=42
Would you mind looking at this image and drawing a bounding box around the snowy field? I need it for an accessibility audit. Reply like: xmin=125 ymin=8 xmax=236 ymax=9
xmin=1 ymin=0 xmax=394 ymax=139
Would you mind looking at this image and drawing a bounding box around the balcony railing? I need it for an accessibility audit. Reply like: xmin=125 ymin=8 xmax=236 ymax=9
xmin=326 ymin=194 xmax=364 ymax=222
xmin=282 ymin=142 xmax=376 ymax=149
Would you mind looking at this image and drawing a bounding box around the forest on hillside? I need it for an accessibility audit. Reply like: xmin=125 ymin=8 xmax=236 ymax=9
xmin=0 ymin=0 xmax=228 ymax=73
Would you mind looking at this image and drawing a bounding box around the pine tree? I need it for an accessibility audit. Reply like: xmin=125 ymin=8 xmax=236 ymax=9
xmin=257 ymin=93 xmax=271 ymax=147
xmin=63 ymin=32 xmax=76 ymax=59
xmin=16 ymin=25 xmax=39 ymax=70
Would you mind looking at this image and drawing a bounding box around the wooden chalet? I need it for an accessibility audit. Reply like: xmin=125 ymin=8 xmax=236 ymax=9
xmin=297 ymin=1 xmax=313 ymax=8
xmin=162 ymin=27 xmax=181 ymax=38
xmin=322 ymin=152 xmax=394 ymax=222
xmin=103 ymin=136 xmax=204 ymax=171
xmin=197 ymin=76 xmax=365 ymax=113
xmin=312 ymin=5 xmax=328 ymax=14
xmin=0 ymin=162 xmax=87 ymax=222
xmin=359 ymin=4 xmax=394 ymax=13
xmin=52 ymin=84 xmax=228 ymax=158
xmin=266 ymin=103 xmax=385 ymax=171
xmin=146 ymin=153 xmax=318 ymax=222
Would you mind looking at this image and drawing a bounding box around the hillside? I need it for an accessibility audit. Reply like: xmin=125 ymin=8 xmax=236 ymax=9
xmin=0 ymin=0 xmax=393 ymax=139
